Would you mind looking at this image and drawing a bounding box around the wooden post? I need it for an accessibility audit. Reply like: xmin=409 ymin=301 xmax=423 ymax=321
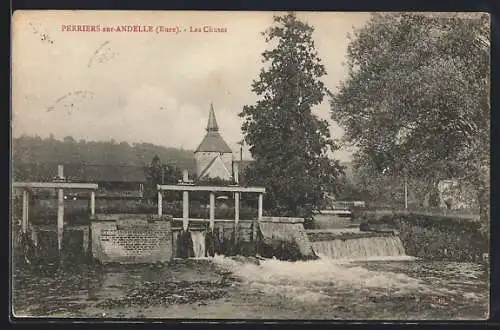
xmin=29 ymin=223 xmax=38 ymax=247
xmin=233 ymin=162 xmax=239 ymax=184
xmin=182 ymin=170 xmax=189 ymax=230
xmin=58 ymin=164 xmax=64 ymax=178
xmin=258 ymin=193 xmax=263 ymax=222
xmin=82 ymin=227 xmax=89 ymax=255
xmin=90 ymin=190 xmax=95 ymax=216
xmin=209 ymin=192 xmax=215 ymax=231
xmin=183 ymin=191 xmax=189 ymax=231
xmin=404 ymin=174 xmax=408 ymax=210
xmin=57 ymin=188 xmax=64 ymax=253
xmin=22 ymin=189 xmax=29 ymax=234
xmin=158 ymin=190 xmax=163 ymax=217
xmin=57 ymin=165 xmax=64 ymax=254
xmin=234 ymin=191 xmax=240 ymax=245
xmin=234 ymin=192 xmax=240 ymax=223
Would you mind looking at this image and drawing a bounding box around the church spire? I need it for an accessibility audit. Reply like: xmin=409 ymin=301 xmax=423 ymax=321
xmin=206 ymin=103 xmax=219 ymax=132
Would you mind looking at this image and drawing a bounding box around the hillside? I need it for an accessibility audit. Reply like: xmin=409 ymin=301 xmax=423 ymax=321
xmin=12 ymin=135 xmax=196 ymax=180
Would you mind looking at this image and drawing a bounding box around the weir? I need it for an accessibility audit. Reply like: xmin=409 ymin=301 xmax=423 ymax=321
xmin=307 ymin=229 xmax=407 ymax=259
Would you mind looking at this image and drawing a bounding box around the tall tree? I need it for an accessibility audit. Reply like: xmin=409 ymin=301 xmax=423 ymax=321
xmin=239 ymin=12 xmax=343 ymax=215
xmin=331 ymin=13 xmax=490 ymax=225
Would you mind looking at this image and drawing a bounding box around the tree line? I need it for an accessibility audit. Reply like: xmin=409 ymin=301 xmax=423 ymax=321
xmin=12 ymin=135 xmax=196 ymax=174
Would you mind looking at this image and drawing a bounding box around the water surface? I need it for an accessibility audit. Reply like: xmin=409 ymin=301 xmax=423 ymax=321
xmin=12 ymin=256 xmax=489 ymax=320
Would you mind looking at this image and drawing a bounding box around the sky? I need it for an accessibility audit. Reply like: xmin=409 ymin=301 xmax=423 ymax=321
xmin=12 ymin=11 xmax=370 ymax=161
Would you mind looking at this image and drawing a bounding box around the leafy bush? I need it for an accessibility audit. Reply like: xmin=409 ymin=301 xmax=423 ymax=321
xmin=359 ymin=210 xmax=487 ymax=262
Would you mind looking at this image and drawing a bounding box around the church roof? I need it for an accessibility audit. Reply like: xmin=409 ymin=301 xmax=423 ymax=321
xmin=195 ymin=104 xmax=233 ymax=153
xmin=206 ymin=103 xmax=219 ymax=132
xmin=195 ymin=132 xmax=233 ymax=153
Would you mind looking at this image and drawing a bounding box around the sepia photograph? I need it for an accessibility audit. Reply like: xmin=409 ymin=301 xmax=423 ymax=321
xmin=10 ymin=10 xmax=490 ymax=320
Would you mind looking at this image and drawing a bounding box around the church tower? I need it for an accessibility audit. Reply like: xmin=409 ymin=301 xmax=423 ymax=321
xmin=194 ymin=103 xmax=234 ymax=181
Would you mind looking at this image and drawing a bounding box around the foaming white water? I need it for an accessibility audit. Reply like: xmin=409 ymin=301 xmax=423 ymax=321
xmin=190 ymin=231 xmax=206 ymax=258
xmin=330 ymin=255 xmax=417 ymax=263
xmin=212 ymin=255 xmax=424 ymax=293
xmin=311 ymin=236 xmax=406 ymax=259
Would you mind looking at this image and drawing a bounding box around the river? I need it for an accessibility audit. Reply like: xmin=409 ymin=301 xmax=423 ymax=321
xmin=12 ymin=255 xmax=489 ymax=320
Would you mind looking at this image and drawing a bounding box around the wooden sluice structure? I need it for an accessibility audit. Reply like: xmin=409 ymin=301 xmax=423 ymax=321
xmin=13 ymin=164 xmax=313 ymax=262
xmin=13 ymin=165 xmax=98 ymax=257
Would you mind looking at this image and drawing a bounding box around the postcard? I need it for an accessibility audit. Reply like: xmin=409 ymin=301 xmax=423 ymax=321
xmin=11 ymin=10 xmax=490 ymax=320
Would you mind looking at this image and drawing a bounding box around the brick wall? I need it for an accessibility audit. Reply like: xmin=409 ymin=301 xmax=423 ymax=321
xmin=91 ymin=219 xmax=172 ymax=264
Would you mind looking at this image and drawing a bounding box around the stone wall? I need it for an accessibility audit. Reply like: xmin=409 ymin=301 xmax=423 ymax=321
xmin=90 ymin=216 xmax=173 ymax=264
xmin=258 ymin=217 xmax=317 ymax=260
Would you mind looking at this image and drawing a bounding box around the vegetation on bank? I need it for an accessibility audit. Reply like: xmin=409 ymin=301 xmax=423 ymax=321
xmin=357 ymin=211 xmax=488 ymax=262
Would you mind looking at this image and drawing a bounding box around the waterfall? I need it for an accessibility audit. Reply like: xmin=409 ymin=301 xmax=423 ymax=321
xmin=311 ymin=235 xmax=406 ymax=259
xmin=190 ymin=231 xmax=206 ymax=258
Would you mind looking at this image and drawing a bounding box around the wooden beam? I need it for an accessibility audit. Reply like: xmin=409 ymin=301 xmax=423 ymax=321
xmin=157 ymin=184 xmax=265 ymax=193
xmin=29 ymin=224 xmax=89 ymax=232
xmin=13 ymin=182 xmax=98 ymax=189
